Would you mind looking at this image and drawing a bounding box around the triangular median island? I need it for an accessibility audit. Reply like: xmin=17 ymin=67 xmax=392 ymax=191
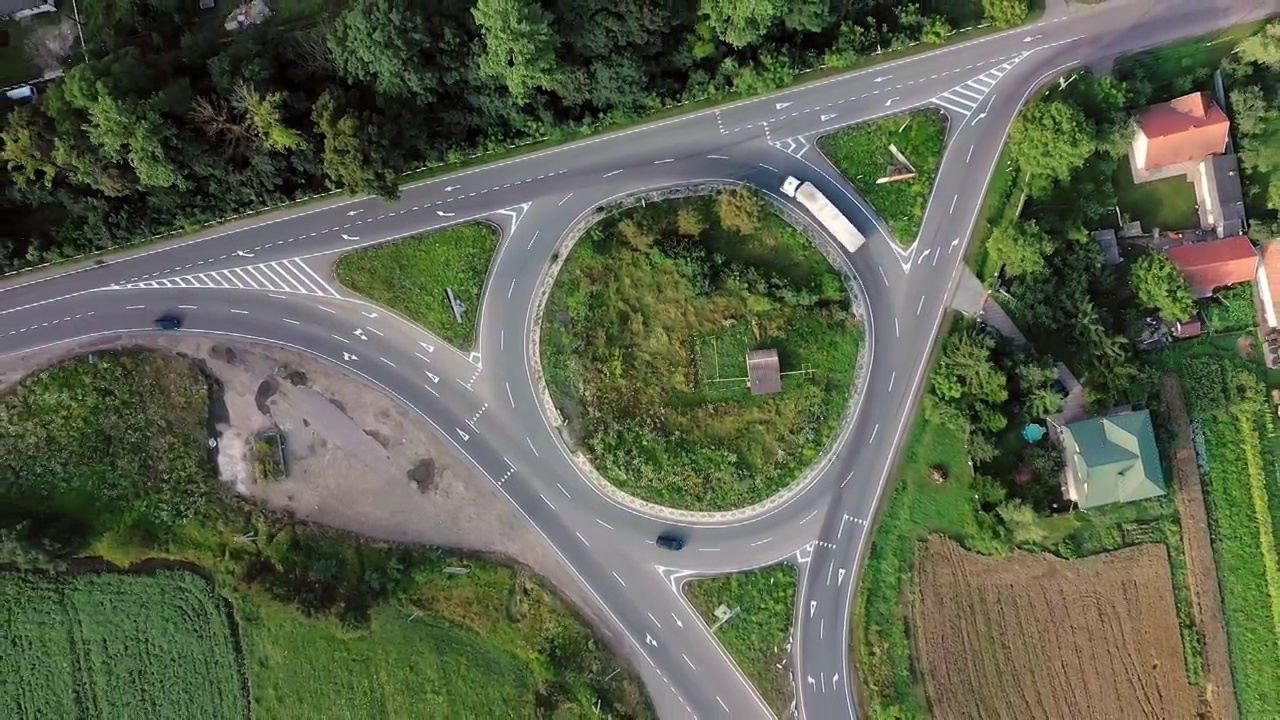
xmin=816 ymin=109 xmax=946 ymax=246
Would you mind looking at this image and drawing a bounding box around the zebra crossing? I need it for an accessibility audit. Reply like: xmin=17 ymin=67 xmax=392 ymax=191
xmin=930 ymin=55 xmax=1025 ymax=117
xmin=111 ymin=257 xmax=341 ymax=298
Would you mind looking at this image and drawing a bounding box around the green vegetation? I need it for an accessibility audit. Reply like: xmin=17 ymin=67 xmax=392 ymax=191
xmin=1 ymin=570 xmax=246 ymax=719
xmin=0 ymin=352 xmax=651 ymax=718
xmin=685 ymin=565 xmax=797 ymax=716
xmin=252 ymin=431 xmax=286 ymax=482
xmin=334 ymin=222 xmax=497 ymax=350
xmin=818 ymin=110 xmax=948 ymax=245
xmin=1150 ymin=348 xmax=1280 ymax=715
xmin=1112 ymin=166 xmax=1198 ymax=231
xmin=1131 ymin=251 xmax=1195 ymax=321
xmin=0 ymin=0 xmax=1028 ymax=273
xmin=541 ymin=190 xmax=860 ymax=511
xmin=1203 ymin=283 xmax=1258 ymax=333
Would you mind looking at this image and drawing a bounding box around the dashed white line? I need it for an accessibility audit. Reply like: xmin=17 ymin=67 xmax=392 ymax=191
xmin=869 ymin=423 xmax=879 ymax=443
xmin=654 ymin=158 xmax=675 ymax=164
xmin=613 ymin=572 xmax=627 ymax=587
xmin=423 ymin=384 xmax=440 ymax=397
xmin=527 ymin=229 xmax=540 ymax=250
xmin=603 ymin=169 xmax=623 ymax=178
xmin=526 ymin=436 xmax=540 ymax=457
xmin=380 ymin=357 xmax=396 ymax=367
xmin=879 ymin=266 xmax=889 ymax=286
xmin=125 ymin=305 xmax=145 ymax=310
xmin=949 ymin=194 xmax=958 ymax=214
xmin=331 ymin=334 xmax=349 ymax=344
xmin=888 ymin=371 xmax=896 ymax=392
xmin=707 ymin=155 xmax=729 ymax=159
xmin=895 ymin=317 xmax=899 ymax=337
xmin=282 ymin=318 xmax=300 ymax=325
xmin=541 ymin=494 xmax=556 ymax=510
xmin=698 ymin=547 xmax=720 ymax=552
xmin=758 ymin=163 xmax=778 ymax=172
xmin=916 ymin=295 xmax=925 ymax=315
xmin=178 ymin=305 xmax=197 ymax=309
xmin=717 ymin=697 xmax=729 ymax=712
xmin=648 ymin=613 xmax=662 ymax=627
xmin=750 ymin=537 xmax=772 ymax=546
xmin=414 ymin=352 xmax=431 ymax=363
xmin=596 ymin=518 xmax=614 ymax=530
xmin=366 ymin=326 xmax=384 ymax=337
xmin=507 ymin=279 xmax=516 ymax=299
xmin=966 ymin=145 xmax=974 ymax=163
xmin=268 ymin=293 xmax=286 ymax=299
xmin=803 ymin=509 xmax=819 ymax=523
xmin=505 ymin=382 xmax=516 ymax=408
xmin=229 ymin=309 xmax=248 ymax=314
xmin=576 ymin=531 xmax=590 ymax=546
xmin=317 ymin=305 xmax=336 ymax=314
xmin=558 ymin=193 xmax=573 ymax=206
xmin=682 ymin=654 xmax=695 ymax=670
xmin=556 ymin=482 xmax=571 ymax=498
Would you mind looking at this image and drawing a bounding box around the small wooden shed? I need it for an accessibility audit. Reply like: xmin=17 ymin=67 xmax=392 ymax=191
xmin=746 ymin=349 xmax=781 ymax=395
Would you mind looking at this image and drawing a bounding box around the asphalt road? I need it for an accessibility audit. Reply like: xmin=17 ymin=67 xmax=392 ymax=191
xmin=1 ymin=1 xmax=1273 ymax=717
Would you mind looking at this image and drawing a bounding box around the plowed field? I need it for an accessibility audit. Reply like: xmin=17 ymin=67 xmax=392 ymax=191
xmin=914 ymin=536 xmax=1196 ymax=720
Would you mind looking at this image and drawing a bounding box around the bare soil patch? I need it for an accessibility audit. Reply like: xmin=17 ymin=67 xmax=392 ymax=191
xmin=913 ymin=535 xmax=1197 ymax=720
xmin=1160 ymin=374 xmax=1239 ymax=719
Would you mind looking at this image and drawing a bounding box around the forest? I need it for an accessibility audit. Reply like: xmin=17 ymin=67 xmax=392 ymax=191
xmin=0 ymin=0 xmax=1027 ymax=272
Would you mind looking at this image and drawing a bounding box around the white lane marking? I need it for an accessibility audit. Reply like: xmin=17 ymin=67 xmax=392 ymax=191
xmin=526 ymin=436 xmax=540 ymax=457
xmin=869 ymin=423 xmax=879 ymax=443
xmin=949 ymin=194 xmax=958 ymax=214
xmin=380 ymin=357 xmax=396 ymax=367
xmin=558 ymin=193 xmax=573 ymax=206
xmin=888 ymin=371 xmax=896 ymax=393
xmin=682 ymin=654 xmax=696 ymax=670
xmin=576 ymin=531 xmax=590 ymax=547
xmin=282 ymin=318 xmax=300 ymax=325
xmin=718 ymin=697 xmax=729 ymax=712
xmin=758 ymin=163 xmax=778 ymax=172
xmin=125 ymin=305 xmax=145 ymax=309
xmin=414 ymin=352 xmax=431 ymax=363
xmin=802 ymin=509 xmax=819 ymax=523
xmin=654 ymin=158 xmax=675 ymax=164
xmin=268 ymin=293 xmax=286 ymax=299
xmin=820 ymin=618 xmax=825 ymax=639
xmin=541 ymin=494 xmax=555 ymax=510
xmin=698 ymin=547 xmax=720 ymax=552
xmin=966 ymin=145 xmax=974 ymax=163
xmin=707 ymin=155 xmax=729 ymax=159
xmin=672 ymin=613 xmax=684 ymax=628
xmin=603 ymin=169 xmax=623 ymax=178
xmin=556 ymin=482 xmax=571 ymax=498
xmin=423 ymin=384 xmax=439 ymax=397
xmin=526 ymin=229 xmax=540 ymax=250
xmin=916 ymin=295 xmax=925 ymax=315
xmin=331 ymin=334 xmax=349 ymax=344
xmin=750 ymin=537 xmax=772 ymax=546
xmin=507 ymin=279 xmax=516 ymax=299
xmin=506 ymin=382 xmax=516 ymax=408
xmin=878 ymin=266 xmax=889 ymax=286
xmin=613 ymin=572 xmax=627 ymax=587
xmin=317 ymin=305 xmax=336 ymax=314
xmin=894 ymin=317 xmax=899 ymax=337
xmin=500 ymin=330 xmax=504 ymax=350
xmin=596 ymin=518 xmax=614 ymax=530
xmin=366 ymin=326 xmax=384 ymax=337
xmin=827 ymin=560 xmax=835 ymax=585
xmin=841 ymin=470 xmax=854 ymax=488
xmin=648 ymin=613 xmax=662 ymax=628
xmin=178 ymin=304 xmax=197 ymax=309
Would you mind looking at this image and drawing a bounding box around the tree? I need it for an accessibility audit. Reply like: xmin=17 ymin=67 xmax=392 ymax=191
xmin=1237 ymin=20 xmax=1280 ymax=70
xmin=1228 ymin=84 xmax=1276 ymax=138
xmin=997 ymin=500 xmax=1048 ymax=545
xmin=982 ymin=0 xmax=1027 ymax=28
xmin=1131 ymin=252 xmax=1194 ymax=320
xmin=986 ymin=219 xmax=1053 ymax=277
xmin=328 ymin=0 xmax=440 ymax=100
xmin=312 ymin=91 xmax=399 ymax=199
xmin=931 ymin=329 xmax=1008 ymax=407
xmin=715 ymin=187 xmax=765 ymax=234
xmin=233 ymin=83 xmax=305 ymax=153
xmin=698 ymin=0 xmax=784 ymax=49
xmin=676 ymin=206 xmax=707 ymax=237
xmin=1007 ymin=99 xmax=1097 ymax=197
xmin=0 ymin=105 xmax=58 ymax=188
xmin=473 ymin=0 xmax=566 ymax=104
xmin=920 ymin=17 xmax=951 ymax=45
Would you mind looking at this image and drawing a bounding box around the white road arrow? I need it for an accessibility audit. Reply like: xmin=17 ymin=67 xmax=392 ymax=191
xmin=949 ymin=237 xmax=961 ymax=252
xmin=809 ymin=601 xmax=816 ymax=618
xmin=456 ymin=428 xmax=470 ymax=441
xmin=833 ymin=673 xmax=841 ymax=685
xmin=444 ymin=185 xmax=461 ymax=192
xmin=672 ymin=614 xmax=684 ymax=628
xmin=645 ymin=634 xmax=658 ymax=647
xmin=874 ymin=75 xmax=892 ymax=83
xmin=361 ymin=311 xmax=379 ymax=318
xmin=1023 ymin=34 xmax=1043 ymax=43
xmin=419 ymin=341 xmax=435 ymax=352
xmin=341 ymin=352 xmax=358 ymax=361
xmin=775 ymin=101 xmax=792 ymax=110
xmin=234 ymin=250 xmax=254 ymax=257
xmin=340 ymin=234 xmax=359 ymax=241
xmin=436 ymin=210 xmax=456 ymax=217
xmin=346 ymin=209 xmax=364 ymax=216
xmin=837 ymin=568 xmax=846 ymax=585
xmin=884 ymin=96 xmax=898 ymax=107
xmin=424 ymin=371 xmax=440 ymax=383
xmin=807 ymin=675 xmax=816 ymax=689
xmin=916 ymin=249 xmax=932 ymax=265
xmin=971 ymin=112 xmax=988 ymax=125
xmin=353 ymin=328 xmax=367 ymax=340
xmin=820 ymin=113 xmax=837 ymax=122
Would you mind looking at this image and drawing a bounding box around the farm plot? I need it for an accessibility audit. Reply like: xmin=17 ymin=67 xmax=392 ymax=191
xmin=0 ymin=570 xmax=246 ymax=719
xmin=913 ymin=536 xmax=1196 ymax=720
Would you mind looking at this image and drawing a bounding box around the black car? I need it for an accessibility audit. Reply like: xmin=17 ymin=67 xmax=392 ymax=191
xmin=655 ymin=533 xmax=685 ymax=551
xmin=154 ymin=314 xmax=183 ymax=330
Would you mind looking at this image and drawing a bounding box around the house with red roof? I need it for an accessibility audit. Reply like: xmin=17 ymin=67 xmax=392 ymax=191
xmin=1132 ymin=92 xmax=1230 ymax=176
xmin=1164 ymin=235 xmax=1257 ymax=298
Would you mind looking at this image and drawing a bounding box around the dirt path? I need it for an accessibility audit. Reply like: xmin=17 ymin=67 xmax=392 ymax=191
xmin=0 ymin=334 xmax=622 ymax=653
xmin=1161 ymin=374 xmax=1239 ymax=720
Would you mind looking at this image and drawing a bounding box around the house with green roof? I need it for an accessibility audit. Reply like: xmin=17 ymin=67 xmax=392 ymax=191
xmin=1060 ymin=409 xmax=1166 ymax=509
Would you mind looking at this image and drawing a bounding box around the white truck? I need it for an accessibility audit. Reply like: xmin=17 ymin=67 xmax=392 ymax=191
xmin=781 ymin=176 xmax=866 ymax=254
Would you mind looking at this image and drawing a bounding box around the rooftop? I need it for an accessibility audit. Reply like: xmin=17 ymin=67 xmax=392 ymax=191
xmin=1134 ymin=92 xmax=1230 ymax=171
xmin=1164 ymin=235 xmax=1257 ymax=297
xmin=746 ymin=348 xmax=781 ymax=396
xmin=1061 ymin=410 xmax=1166 ymax=509
xmin=1201 ymin=153 xmax=1247 ymax=237
xmin=1259 ymin=241 xmax=1280 ymax=330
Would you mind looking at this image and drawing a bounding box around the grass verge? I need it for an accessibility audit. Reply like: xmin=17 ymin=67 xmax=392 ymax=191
xmin=817 ymin=110 xmax=947 ymax=246
xmin=541 ymin=191 xmax=861 ymax=511
xmin=1112 ymin=159 xmax=1197 ymax=231
xmin=686 ymin=565 xmax=797 ymax=716
xmin=334 ymin=222 xmax=498 ymax=351
xmin=0 ymin=351 xmax=652 ymax=718
xmin=1 ymin=570 xmax=246 ymax=719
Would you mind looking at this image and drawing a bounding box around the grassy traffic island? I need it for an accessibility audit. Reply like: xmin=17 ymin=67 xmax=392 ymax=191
xmin=817 ymin=110 xmax=947 ymax=246
xmin=0 ymin=352 xmax=651 ymax=718
xmin=685 ymin=565 xmax=798 ymax=716
xmin=334 ymin=222 xmax=498 ymax=351
xmin=540 ymin=189 xmax=862 ymax=511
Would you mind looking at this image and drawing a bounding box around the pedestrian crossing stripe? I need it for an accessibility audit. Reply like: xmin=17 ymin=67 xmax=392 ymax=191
xmin=931 ymin=54 xmax=1025 ymax=117
xmin=111 ymin=257 xmax=341 ymax=298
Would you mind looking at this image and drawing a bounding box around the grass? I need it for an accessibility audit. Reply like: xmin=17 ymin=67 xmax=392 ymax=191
xmin=0 ymin=570 xmax=246 ymax=719
xmin=1113 ymin=159 xmax=1198 ymax=232
xmin=685 ymin=565 xmax=797 ymax=716
xmin=1113 ymin=21 xmax=1272 ymax=96
xmin=817 ymin=110 xmax=948 ymax=246
xmin=541 ymin=192 xmax=861 ymax=511
xmin=0 ymin=351 xmax=653 ymax=718
xmin=966 ymin=144 xmax=1020 ymax=283
xmin=334 ymin=222 xmax=498 ymax=351
xmin=1203 ymin=283 xmax=1257 ymax=333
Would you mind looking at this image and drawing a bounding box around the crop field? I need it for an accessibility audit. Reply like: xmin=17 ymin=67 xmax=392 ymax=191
xmin=0 ymin=570 xmax=246 ymax=719
xmin=913 ymin=536 xmax=1196 ymax=719
xmin=817 ymin=110 xmax=947 ymax=246
xmin=334 ymin=222 xmax=498 ymax=350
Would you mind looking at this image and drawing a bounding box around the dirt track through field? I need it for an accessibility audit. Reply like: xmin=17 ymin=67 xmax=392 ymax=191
xmin=1160 ymin=374 xmax=1239 ymax=719
xmin=914 ymin=536 xmax=1196 ymax=720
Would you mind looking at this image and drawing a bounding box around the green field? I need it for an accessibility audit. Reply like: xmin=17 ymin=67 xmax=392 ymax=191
xmin=0 ymin=351 xmax=652 ymax=718
xmin=541 ymin=191 xmax=861 ymax=510
xmin=334 ymin=222 xmax=498 ymax=351
xmin=686 ymin=565 xmax=797 ymax=716
xmin=0 ymin=570 xmax=246 ymax=719
xmin=1113 ymin=161 xmax=1197 ymax=232
xmin=817 ymin=110 xmax=947 ymax=246
xmin=1157 ymin=348 xmax=1280 ymax=715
